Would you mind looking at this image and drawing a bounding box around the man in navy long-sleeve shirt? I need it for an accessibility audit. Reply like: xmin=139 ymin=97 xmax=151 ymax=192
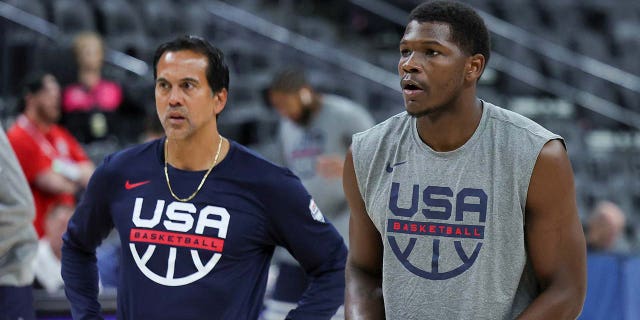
xmin=62 ymin=35 xmax=347 ymax=320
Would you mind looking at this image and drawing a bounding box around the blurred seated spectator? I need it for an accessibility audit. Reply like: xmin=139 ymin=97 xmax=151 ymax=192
xmin=62 ymin=32 xmax=144 ymax=145
xmin=8 ymin=72 xmax=94 ymax=237
xmin=586 ymin=200 xmax=630 ymax=253
xmin=260 ymin=68 xmax=374 ymax=319
xmin=32 ymin=203 xmax=74 ymax=293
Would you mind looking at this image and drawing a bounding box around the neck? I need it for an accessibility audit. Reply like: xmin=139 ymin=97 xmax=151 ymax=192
xmin=166 ymin=133 xmax=224 ymax=171
xmin=416 ymin=95 xmax=482 ymax=152
xmin=78 ymin=69 xmax=101 ymax=88
xmin=23 ymin=110 xmax=51 ymax=132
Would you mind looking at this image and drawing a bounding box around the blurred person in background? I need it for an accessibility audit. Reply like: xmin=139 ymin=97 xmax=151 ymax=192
xmin=33 ymin=202 xmax=74 ymax=293
xmin=344 ymin=1 xmax=586 ymax=319
xmin=62 ymin=31 xmax=143 ymax=146
xmin=7 ymin=72 xmax=94 ymax=238
xmin=0 ymin=125 xmax=38 ymax=320
xmin=261 ymin=68 xmax=374 ymax=319
xmin=586 ymin=200 xmax=630 ymax=253
xmin=62 ymin=32 xmax=121 ymax=144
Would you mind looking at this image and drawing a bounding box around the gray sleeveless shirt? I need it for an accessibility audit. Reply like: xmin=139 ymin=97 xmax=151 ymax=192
xmin=351 ymin=101 xmax=562 ymax=320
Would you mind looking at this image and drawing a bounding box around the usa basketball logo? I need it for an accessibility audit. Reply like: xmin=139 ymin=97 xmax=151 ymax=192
xmin=128 ymin=197 xmax=230 ymax=286
xmin=387 ymin=182 xmax=488 ymax=280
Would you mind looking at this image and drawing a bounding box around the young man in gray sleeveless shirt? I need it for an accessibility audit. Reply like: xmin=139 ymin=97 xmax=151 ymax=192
xmin=343 ymin=1 xmax=587 ymax=319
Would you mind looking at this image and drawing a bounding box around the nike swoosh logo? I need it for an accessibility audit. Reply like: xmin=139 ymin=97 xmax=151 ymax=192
xmin=385 ymin=161 xmax=407 ymax=173
xmin=125 ymin=180 xmax=151 ymax=190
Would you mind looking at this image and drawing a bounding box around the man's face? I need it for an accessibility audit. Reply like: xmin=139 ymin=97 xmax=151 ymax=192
xmin=77 ymin=37 xmax=104 ymax=70
xmin=34 ymin=74 xmax=61 ymax=124
xmin=398 ymin=21 xmax=470 ymax=117
xmin=269 ymin=90 xmax=305 ymax=123
xmin=155 ymin=50 xmax=226 ymax=140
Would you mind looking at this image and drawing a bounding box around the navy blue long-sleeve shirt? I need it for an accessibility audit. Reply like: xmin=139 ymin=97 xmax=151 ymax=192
xmin=62 ymin=139 xmax=347 ymax=319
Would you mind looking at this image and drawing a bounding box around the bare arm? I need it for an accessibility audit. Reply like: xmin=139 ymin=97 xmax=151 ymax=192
xmin=343 ymin=149 xmax=385 ymax=319
xmin=35 ymin=170 xmax=79 ymax=195
xmin=35 ymin=160 xmax=94 ymax=194
xmin=77 ymin=161 xmax=95 ymax=188
xmin=517 ymin=140 xmax=587 ymax=319
xmin=317 ymin=154 xmax=344 ymax=179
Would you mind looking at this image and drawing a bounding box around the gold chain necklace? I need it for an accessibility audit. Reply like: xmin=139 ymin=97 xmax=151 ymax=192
xmin=164 ymin=135 xmax=223 ymax=202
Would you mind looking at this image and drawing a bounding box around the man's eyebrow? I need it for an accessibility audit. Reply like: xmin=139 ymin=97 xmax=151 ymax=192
xmin=181 ymin=77 xmax=200 ymax=84
xmin=156 ymin=77 xmax=200 ymax=84
xmin=400 ymin=39 xmax=444 ymax=46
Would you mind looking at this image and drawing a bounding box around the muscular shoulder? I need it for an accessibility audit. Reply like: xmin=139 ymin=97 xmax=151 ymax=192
xmin=352 ymin=112 xmax=409 ymax=154
xmin=357 ymin=111 xmax=407 ymax=136
xmin=485 ymin=102 xmax=558 ymax=141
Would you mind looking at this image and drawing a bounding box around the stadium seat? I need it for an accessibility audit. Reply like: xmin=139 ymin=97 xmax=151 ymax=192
xmin=223 ymin=39 xmax=275 ymax=83
xmin=499 ymin=0 xmax=546 ymax=33
xmin=3 ymin=0 xmax=48 ymax=21
xmin=30 ymin=42 xmax=77 ymax=87
xmin=2 ymin=0 xmax=49 ymax=45
xmin=171 ymin=0 xmax=219 ymax=39
xmin=92 ymin=0 xmax=149 ymax=60
xmin=569 ymin=31 xmax=614 ymax=64
xmin=1 ymin=0 xmax=52 ymax=96
xmin=294 ymin=17 xmax=338 ymax=45
xmin=138 ymin=0 xmax=186 ymax=44
xmin=51 ymin=0 xmax=96 ymax=36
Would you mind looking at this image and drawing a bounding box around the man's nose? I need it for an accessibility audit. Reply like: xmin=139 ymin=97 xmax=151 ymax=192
xmin=168 ymin=87 xmax=183 ymax=106
xmin=401 ymin=54 xmax=422 ymax=73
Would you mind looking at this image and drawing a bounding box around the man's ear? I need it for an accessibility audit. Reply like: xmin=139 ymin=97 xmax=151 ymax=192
xmin=465 ymin=53 xmax=486 ymax=83
xmin=213 ymin=88 xmax=228 ymax=115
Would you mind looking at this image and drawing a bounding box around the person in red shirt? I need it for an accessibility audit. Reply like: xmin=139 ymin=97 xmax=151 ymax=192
xmin=8 ymin=72 xmax=94 ymax=237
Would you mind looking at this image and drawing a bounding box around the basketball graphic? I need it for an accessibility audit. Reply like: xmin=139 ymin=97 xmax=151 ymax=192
xmin=387 ymin=182 xmax=487 ymax=280
xmin=128 ymin=198 xmax=230 ymax=286
xmin=129 ymin=244 xmax=222 ymax=287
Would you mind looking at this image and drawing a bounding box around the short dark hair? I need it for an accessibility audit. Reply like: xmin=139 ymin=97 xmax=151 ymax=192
xmin=408 ymin=1 xmax=490 ymax=64
xmin=153 ymin=35 xmax=229 ymax=94
xmin=17 ymin=71 xmax=49 ymax=113
xmin=268 ymin=68 xmax=309 ymax=93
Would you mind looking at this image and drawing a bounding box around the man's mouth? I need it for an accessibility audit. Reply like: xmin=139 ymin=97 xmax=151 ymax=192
xmin=402 ymin=80 xmax=424 ymax=97
xmin=168 ymin=113 xmax=186 ymax=124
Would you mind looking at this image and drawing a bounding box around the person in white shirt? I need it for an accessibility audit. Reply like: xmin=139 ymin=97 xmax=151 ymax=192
xmin=33 ymin=203 xmax=73 ymax=292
